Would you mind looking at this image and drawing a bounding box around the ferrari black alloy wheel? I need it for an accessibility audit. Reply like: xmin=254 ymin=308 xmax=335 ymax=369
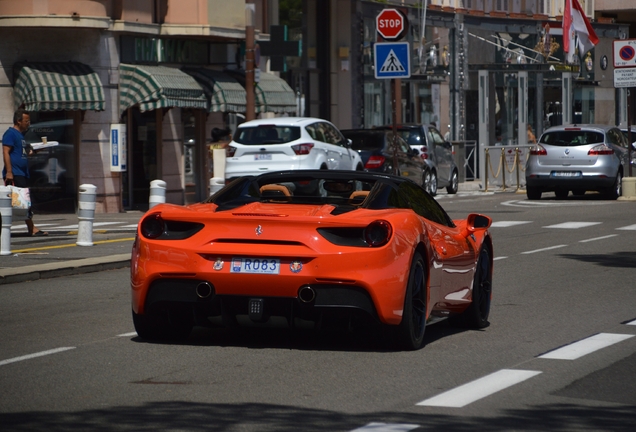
xmin=450 ymin=246 xmax=492 ymax=329
xmin=132 ymin=305 xmax=193 ymax=341
xmin=395 ymin=252 xmax=427 ymax=350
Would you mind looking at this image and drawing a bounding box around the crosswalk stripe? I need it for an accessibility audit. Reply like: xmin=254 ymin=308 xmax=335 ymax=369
xmin=626 ymin=320 xmax=636 ymax=326
xmin=349 ymin=423 xmax=420 ymax=431
xmin=543 ymin=222 xmax=601 ymax=229
xmin=617 ymin=224 xmax=636 ymax=230
xmin=490 ymin=221 xmax=531 ymax=228
xmin=538 ymin=333 xmax=635 ymax=360
xmin=416 ymin=369 xmax=541 ymax=408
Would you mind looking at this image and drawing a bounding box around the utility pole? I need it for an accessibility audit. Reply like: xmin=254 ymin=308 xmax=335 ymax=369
xmin=245 ymin=3 xmax=256 ymax=121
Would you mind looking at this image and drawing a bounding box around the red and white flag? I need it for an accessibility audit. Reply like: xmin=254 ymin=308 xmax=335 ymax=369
xmin=563 ymin=0 xmax=599 ymax=63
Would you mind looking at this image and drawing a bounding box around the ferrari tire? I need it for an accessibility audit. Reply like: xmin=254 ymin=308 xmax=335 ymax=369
xmin=450 ymin=246 xmax=492 ymax=329
xmin=132 ymin=305 xmax=193 ymax=341
xmin=394 ymin=252 xmax=427 ymax=350
xmin=446 ymin=170 xmax=459 ymax=194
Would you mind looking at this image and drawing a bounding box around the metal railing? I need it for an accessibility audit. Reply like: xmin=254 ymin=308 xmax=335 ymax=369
xmin=483 ymin=144 xmax=534 ymax=192
xmin=450 ymin=140 xmax=477 ymax=182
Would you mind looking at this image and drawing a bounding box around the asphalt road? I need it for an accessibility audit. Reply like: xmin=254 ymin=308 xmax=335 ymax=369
xmin=1 ymin=191 xmax=635 ymax=431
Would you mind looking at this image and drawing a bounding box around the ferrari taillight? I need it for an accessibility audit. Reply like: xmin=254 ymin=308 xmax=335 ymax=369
xmin=292 ymin=143 xmax=314 ymax=155
xmin=588 ymin=144 xmax=614 ymax=155
xmin=140 ymin=214 xmax=204 ymax=240
xmin=226 ymin=146 xmax=237 ymax=157
xmin=365 ymin=155 xmax=385 ymax=169
xmin=141 ymin=213 xmax=164 ymax=239
xmin=364 ymin=220 xmax=392 ymax=247
xmin=530 ymin=145 xmax=547 ymax=156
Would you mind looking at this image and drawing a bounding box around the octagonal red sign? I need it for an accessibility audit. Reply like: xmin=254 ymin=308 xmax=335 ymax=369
xmin=376 ymin=8 xmax=405 ymax=40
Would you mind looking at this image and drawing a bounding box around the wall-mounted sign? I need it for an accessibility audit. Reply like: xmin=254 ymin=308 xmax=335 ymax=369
xmin=110 ymin=124 xmax=127 ymax=172
xmin=121 ymin=36 xmax=209 ymax=64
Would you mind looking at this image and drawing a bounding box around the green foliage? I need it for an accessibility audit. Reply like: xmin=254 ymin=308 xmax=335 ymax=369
xmin=280 ymin=0 xmax=302 ymax=29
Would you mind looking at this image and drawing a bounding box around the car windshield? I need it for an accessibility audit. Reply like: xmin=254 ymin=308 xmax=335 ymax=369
xmin=540 ymin=131 xmax=604 ymax=146
xmin=208 ymin=171 xmax=453 ymax=225
xmin=233 ymin=126 xmax=301 ymax=145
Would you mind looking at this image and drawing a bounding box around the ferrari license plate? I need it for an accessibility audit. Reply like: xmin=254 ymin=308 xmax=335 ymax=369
xmin=551 ymin=171 xmax=581 ymax=177
xmin=230 ymin=257 xmax=280 ymax=274
xmin=254 ymin=154 xmax=272 ymax=161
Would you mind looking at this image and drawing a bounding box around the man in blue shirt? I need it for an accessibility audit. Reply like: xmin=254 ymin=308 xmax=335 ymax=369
xmin=3 ymin=109 xmax=47 ymax=236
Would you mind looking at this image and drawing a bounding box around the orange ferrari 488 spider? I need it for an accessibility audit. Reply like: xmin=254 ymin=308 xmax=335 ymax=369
xmin=131 ymin=170 xmax=493 ymax=350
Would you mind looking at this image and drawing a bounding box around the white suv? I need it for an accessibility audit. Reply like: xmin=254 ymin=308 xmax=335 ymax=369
xmin=225 ymin=117 xmax=363 ymax=180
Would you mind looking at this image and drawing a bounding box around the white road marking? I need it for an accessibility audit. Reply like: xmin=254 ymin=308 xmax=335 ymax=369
xmin=521 ymin=245 xmax=567 ymax=254
xmin=626 ymin=320 xmax=636 ymax=326
xmin=0 ymin=347 xmax=76 ymax=367
xmin=494 ymin=256 xmax=508 ymax=261
xmin=349 ymin=423 xmax=419 ymax=432
xmin=416 ymin=369 xmax=541 ymax=408
xmin=579 ymin=234 xmax=618 ymax=243
xmin=117 ymin=332 xmax=138 ymax=337
xmin=54 ymin=222 xmax=123 ymax=230
xmin=490 ymin=221 xmax=532 ymax=228
xmin=543 ymin=222 xmax=602 ymax=229
xmin=10 ymin=223 xmax=57 ymax=231
xmin=121 ymin=224 xmax=139 ymax=229
xmin=538 ymin=333 xmax=635 ymax=360
xmin=617 ymin=224 xmax=636 ymax=231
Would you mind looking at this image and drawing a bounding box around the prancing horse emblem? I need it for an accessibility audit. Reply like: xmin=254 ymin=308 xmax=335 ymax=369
xmin=255 ymin=225 xmax=263 ymax=236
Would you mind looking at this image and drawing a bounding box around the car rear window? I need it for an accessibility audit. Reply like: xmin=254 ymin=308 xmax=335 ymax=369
xmin=343 ymin=132 xmax=385 ymax=151
xmin=396 ymin=130 xmax=424 ymax=146
xmin=234 ymin=126 xmax=301 ymax=145
xmin=540 ymin=131 xmax=604 ymax=146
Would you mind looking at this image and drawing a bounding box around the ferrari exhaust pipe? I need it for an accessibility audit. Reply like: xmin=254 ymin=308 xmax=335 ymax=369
xmin=196 ymin=282 xmax=214 ymax=299
xmin=298 ymin=286 xmax=316 ymax=303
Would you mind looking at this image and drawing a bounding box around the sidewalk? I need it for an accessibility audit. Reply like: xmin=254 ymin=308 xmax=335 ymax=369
xmin=0 ymin=181 xmax=489 ymax=285
xmin=0 ymin=211 xmax=143 ymax=285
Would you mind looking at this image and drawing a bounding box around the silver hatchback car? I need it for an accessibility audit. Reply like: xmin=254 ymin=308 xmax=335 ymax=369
xmin=526 ymin=124 xmax=634 ymax=200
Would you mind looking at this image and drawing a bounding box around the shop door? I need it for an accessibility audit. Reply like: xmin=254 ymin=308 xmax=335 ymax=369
xmin=123 ymin=109 xmax=157 ymax=211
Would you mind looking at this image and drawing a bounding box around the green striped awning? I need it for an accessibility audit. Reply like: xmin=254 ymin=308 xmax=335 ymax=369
xmin=14 ymin=62 xmax=105 ymax=111
xmin=182 ymin=68 xmax=246 ymax=113
xmin=119 ymin=64 xmax=207 ymax=114
xmin=255 ymin=72 xmax=297 ymax=114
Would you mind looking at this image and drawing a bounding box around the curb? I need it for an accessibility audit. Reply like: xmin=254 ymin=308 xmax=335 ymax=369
xmin=0 ymin=254 xmax=131 ymax=285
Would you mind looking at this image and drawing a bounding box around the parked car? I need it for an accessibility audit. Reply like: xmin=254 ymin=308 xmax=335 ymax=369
xmin=225 ymin=117 xmax=363 ymax=181
xmin=526 ymin=124 xmax=633 ymax=200
xmin=340 ymin=129 xmax=425 ymax=186
xmin=376 ymin=124 xmax=458 ymax=195
xmin=619 ymin=126 xmax=636 ymax=149
xmin=131 ymin=170 xmax=493 ymax=350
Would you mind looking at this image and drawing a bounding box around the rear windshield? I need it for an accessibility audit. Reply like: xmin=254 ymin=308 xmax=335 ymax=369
xmin=234 ymin=126 xmax=301 ymax=145
xmin=540 ymin=131 xmax=604 ymax=146
xmin=343 ymin=132 xmax=386 ymax=151
xmin=396 ymin=130 xmax=424 ymax=146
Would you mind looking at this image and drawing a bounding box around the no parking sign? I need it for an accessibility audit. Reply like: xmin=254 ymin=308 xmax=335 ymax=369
xmin=613 ymin=39 xmax=636 ymax=68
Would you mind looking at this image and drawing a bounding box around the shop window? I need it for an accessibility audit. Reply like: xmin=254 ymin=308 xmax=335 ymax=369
xmin=24 ymin=112 xmax=76 ymax=213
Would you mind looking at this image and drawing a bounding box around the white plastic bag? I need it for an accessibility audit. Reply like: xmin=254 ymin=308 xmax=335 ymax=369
xmin=8 ymin=186 xmax=31 ymax=210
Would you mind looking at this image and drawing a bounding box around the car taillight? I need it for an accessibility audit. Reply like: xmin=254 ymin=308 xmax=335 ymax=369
xmin=291 ymin=143 xmax=314 ymax=155
xmin=420 ymin=147 xmax=429 ymax=160
xmin=365 ymin=155 xmax=385 ymax=169
xmin=364 ymin=220 xmax=392 ymax=247
xmin=140 ymin=213 xmax=164 ymax=239
xmin=588 ymin=144 xmax=614 ymax=155
xmin=226 ymin=146 xmax=237 ymax=157
xmin=530 ymin=145 xmax=547 ymax=156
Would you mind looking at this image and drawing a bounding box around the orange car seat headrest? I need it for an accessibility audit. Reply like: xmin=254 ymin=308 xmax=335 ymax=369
xmin=260 ymin=184 xmax=292 ymax=201
xmin=349 ymin=190 xmax=369 ymax=206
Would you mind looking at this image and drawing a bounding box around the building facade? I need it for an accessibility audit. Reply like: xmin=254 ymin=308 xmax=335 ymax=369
xmin=0 ymin=0 xmax=294 ymax=213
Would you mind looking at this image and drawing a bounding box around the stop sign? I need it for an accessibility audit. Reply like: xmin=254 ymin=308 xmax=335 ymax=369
xmin=376 ymin=8 xmax=405 ymax=40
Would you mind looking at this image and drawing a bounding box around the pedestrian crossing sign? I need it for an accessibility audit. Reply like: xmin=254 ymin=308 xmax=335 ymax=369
xmin=374 ymin=42 xmax=410 ymax=79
